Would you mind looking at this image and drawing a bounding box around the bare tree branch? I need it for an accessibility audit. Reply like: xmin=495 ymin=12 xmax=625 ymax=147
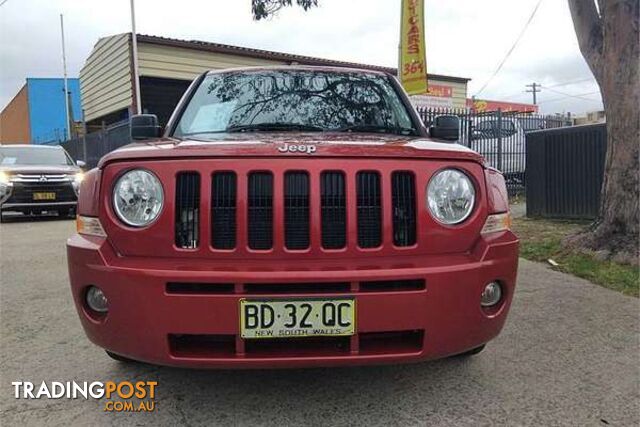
xmin=568 ymin=0 xmax=604 ymax=81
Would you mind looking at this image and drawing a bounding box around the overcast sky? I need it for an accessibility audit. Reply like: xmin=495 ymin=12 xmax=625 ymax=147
xmin=0 ymin=0 xmax=604 ymax=115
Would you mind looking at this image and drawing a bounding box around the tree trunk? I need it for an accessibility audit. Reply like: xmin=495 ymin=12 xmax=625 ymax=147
xmin=568 ymin=0 xmax=639 ymax=261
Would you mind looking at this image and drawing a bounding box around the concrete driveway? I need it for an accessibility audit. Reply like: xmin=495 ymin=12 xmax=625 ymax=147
xmin=0 ymin=218 xmax=638 ymax=426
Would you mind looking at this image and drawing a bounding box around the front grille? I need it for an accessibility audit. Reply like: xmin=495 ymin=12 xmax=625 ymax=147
xmin=392 ymin=172 xmax=417 ymax=246
xmin=321 ymin=172 xmax=346 ymax=249
xmin=175 ymin=172 xmax=200 ymax=249
xmin=172 ymin=280 xmax=422 ymax=295
xmin=284 ymin=172 xmax=310 ymax=249
xmin=356 ymin=171 xmax=382 ymax=248
xmin=211 ymin=172 xmax=237 ymax=249
xmin=12 ymin=174 xmax=70 ymax=183
xmin=168 ymin=330 xmax=423 ymax=359
xmin=173 ymin=166 xmax=421 ymax=253
xmin=244 ymin=282 xmax=351 ymax=294
xmin=166 ymin=282 xmax=235 ymax=295
xmin=248 ymin=172 xmax=273 ymax=250
xmin=6 ymin=182 xmax=76 ymax=204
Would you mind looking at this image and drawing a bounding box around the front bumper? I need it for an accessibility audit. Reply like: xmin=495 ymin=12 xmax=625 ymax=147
xmin=67 ymin=232 xmax=519 ymax=368
xmin=0 ymin=181 xmax=77 ymax=213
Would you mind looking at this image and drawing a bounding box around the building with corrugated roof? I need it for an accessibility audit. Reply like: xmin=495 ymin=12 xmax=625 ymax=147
xmin=80 ymin=33 xmax=470 ymax=131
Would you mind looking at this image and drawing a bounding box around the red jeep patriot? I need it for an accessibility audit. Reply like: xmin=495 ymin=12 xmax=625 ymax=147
xmin=67 ymin=66 xmax=518 ymax=368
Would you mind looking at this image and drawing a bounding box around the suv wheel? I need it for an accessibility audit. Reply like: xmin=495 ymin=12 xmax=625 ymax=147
xmin=452 ymin=344 xmax=486 ymax=358
xmin=105 ymin=351 xmax=136 ymax=363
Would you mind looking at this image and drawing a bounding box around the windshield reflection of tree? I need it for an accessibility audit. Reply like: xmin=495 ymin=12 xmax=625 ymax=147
xmin=205 ymin=72 xmax=405 ymax=130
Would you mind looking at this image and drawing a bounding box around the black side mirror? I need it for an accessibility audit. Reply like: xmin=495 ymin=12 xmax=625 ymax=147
xmin=130 ymin=114 xmax=161 ymax=140
xmin=429 ymin=115 xmax=460 ymax=142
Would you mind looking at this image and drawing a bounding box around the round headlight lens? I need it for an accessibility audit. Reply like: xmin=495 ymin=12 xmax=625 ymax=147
xmin=481 ymin=281 xmax=502 ymax=307
xmin=113 ymin=169 xmax=164 ymax=227
xmin=86 ymin=286 xmax=108 ymax=313
xmin=427 ymin=169 xmax=475 ymax=225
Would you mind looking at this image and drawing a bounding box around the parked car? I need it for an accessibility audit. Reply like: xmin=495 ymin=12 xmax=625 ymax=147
xmin=67 ymin=66 xmax=518 ymax=368
xmin=517 ymin=116 xmax=547 ymax=132
xmin=0 ymin=145 xmax=84 ymax=222
xmin=470 ymin=116 xmax=526 ymax=185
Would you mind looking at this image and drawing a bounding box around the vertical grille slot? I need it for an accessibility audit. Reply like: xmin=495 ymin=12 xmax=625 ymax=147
xmin=356 ymin=171 xmax=382 ymax=248
xmin=211 ymin=172 xmax=237 ymax=249
xmin=175 ymin=172 xmax=200 ymax=249
xmin=248 ymin=172 xmax=273 ymax=250
xmin=392 ymin=172 xmax=417 ymax=246
xmin=284 ymin=172 xmax=310 ymax=249
xmin=321 ymin=172 xmax=346 ymax=249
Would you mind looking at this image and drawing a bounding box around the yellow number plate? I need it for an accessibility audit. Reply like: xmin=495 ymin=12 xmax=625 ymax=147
xmin=33 ymin=192 xmax=56 ymax=201
xmin=240 ymin=298 xmax=356 ymax=339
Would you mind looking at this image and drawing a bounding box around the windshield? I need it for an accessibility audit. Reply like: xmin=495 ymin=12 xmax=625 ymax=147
xmin=173 ymin=70 xmax=417 ymax=138
xmin=0 ymin=147 xmax=73 ymax=166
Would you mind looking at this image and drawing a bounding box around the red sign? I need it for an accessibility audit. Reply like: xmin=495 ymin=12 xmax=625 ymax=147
xmin=425 ymin=84 xmax=453 ymax=98
xmin=467 ymin=99 xmax=538 ymax=113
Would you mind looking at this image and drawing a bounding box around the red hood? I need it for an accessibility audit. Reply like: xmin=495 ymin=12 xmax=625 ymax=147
xmin=98 ymin=133 xmax=484 ymax=168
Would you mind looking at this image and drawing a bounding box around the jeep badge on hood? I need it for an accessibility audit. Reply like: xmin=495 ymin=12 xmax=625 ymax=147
xmin=277 ymin=143 xmax=317 ymax=154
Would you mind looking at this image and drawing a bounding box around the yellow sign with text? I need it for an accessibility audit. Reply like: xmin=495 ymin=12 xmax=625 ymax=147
xmin=399 ymin=0 xmax=428 ymax=95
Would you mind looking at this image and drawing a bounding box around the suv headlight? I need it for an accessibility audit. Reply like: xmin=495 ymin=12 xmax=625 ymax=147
xmin=113 ymin=169 xmax=164 ymax=227
xmin=70 ymin=172 xmax=84 ymax=195
xmin=427 ymin=169 xmax=475 ymax=225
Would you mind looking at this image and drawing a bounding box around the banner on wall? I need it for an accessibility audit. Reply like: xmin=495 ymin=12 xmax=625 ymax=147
xmin=399 ymin=0 xmax=428 ymax=95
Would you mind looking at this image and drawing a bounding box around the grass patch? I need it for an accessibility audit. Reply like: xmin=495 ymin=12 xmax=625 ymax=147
xmin=512 ymin=217 xmax=639 ymax=297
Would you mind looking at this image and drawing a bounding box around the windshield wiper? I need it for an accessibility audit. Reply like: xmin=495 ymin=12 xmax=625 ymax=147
xmin=224 ymin=123 xmax=325 ymax=133
xmin=333 ymin=124 xmax=416 ymax=135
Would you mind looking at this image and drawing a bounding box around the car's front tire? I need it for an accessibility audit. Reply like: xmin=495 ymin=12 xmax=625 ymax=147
xmin=452 ymin=344 xmax=486 ymax=358
xmin=105 ymin=351 xmax=136 ymax=363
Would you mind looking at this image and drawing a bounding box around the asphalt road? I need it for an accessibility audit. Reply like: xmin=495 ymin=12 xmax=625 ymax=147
xmin=0 ymin=217 xmax=638 ymax=426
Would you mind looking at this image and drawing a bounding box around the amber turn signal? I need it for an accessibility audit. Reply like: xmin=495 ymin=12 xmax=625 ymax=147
xmin=77 ymin=215 xmax=107 ymax=237
xmin=481 ymin=212 xmax=512 ymax=234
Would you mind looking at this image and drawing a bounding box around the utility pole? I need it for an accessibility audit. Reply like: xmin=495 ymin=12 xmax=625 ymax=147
xmin=130 ymin=0 xmax=142 ymax=115
xmin=60 ymin=14 xmax=70 ymax=140
xmin=526 ymin=82 xmax=541 ymax=105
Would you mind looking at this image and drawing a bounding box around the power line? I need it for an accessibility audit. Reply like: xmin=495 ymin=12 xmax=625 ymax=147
xmin=474 ymin=0 xmax=544 ymax=96
xmin=541 ymin=86 xmax=602 ymax=102
xmin=537 ymin=91 xmax=601 ymax=105
xmin=0 ymin=0 xmax=9 ymax=7
xmin=544 ymin=77 xmax=595 ymax=88
xmin=495 ymin=77 xmax=598 ymax=101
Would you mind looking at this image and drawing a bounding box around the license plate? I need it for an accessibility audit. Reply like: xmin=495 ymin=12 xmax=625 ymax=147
xmin=240 ymin=298 xmax=356 ymax=339
xmin=33 ymin=192 xmax=56 ymax=201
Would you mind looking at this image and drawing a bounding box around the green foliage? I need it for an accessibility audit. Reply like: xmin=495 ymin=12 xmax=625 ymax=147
xmin=513 ymin=218 xmax=639 ymax=297
xmin=252 ymin=0 xmax=319 ymax=20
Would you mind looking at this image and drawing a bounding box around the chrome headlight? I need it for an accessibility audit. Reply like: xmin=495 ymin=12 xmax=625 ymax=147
xmin=113 ymin=169 xmax=164 ymax=227
xmin=427 ymin=169 xmax=475 ymax=225
xmin=70 ymin=172 xmax=84 ymax=196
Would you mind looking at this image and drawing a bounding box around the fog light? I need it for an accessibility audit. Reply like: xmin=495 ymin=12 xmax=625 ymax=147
xmin=481 ymin=282 xmax=502 ymax=307
xmin=86 ymin=286 xmax=108 ymax=313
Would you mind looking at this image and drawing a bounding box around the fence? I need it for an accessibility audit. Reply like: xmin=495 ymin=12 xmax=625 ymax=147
xmin=61 ymin=121 xmax=130 ymax=169
xmin=60 ymin=109 xmax=572 ymax=197
xmin=525 ymin=123 xmax=606 ymax=219
xmin=417 ymin=107 xmax=571 ymax=196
